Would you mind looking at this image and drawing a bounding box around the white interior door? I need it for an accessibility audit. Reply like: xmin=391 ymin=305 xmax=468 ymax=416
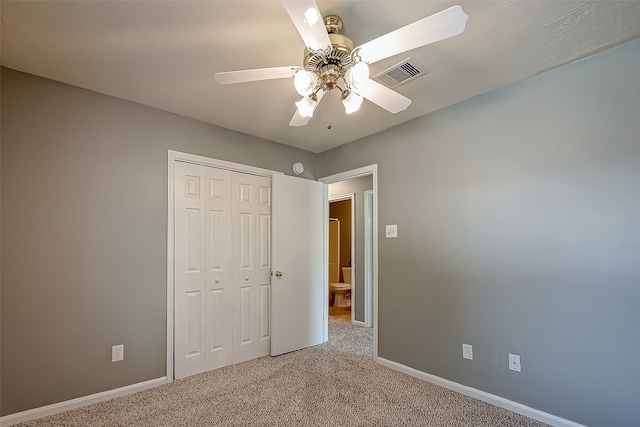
xmin=271 ymin=174 xmax=326 ymax=356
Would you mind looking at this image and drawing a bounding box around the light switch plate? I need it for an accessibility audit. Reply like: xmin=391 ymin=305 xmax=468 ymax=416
xmin=509 ymin=353 xmax=521 ymax=372
xmin=385 ymin=224 xmax=398 ymax=238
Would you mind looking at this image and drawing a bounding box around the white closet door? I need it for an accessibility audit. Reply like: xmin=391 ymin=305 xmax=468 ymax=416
xmin=232 ymin=173 xmax=257 ymax=363
xmin=174 ymin=162 xmax=206 ymax=378
xmin=254 ymin=176 xmax=272 ymax=357
xmin=175 ymin=163 xmax=271 ymax=378
xmin=204 ymin=167 xmax=233 ymax=370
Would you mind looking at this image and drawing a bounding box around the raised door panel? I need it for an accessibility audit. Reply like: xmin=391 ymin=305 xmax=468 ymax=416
xmin=174 ymin=161 xmax=206 ymax=379
xmin=204 ymin=168 xmax=233 ymax=370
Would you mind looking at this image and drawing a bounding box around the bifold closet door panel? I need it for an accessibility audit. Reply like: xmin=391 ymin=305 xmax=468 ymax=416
xmin=231 ymin=172 xmax=272 ymax=363
xmin=204 ymin=167 xmax=234 ymax=371
xmin=254 ymin=176 xmax=272 ymax=358
xmin=174 ymin=162 xmax=207 ymax=379
xmin=232 ymin=172 xmax=256 ymax=363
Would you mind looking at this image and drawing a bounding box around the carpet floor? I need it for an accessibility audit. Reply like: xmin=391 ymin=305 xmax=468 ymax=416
xmin=17 ymin=318 xmax=550 ymax=426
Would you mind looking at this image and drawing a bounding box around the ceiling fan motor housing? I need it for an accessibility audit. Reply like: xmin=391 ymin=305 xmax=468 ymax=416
xmin=303 ymin=15 xmax=356 ymax=91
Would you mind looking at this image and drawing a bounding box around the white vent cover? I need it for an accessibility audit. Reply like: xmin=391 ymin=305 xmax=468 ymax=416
xmin=372 ymin=59 xmax=427 ymax=89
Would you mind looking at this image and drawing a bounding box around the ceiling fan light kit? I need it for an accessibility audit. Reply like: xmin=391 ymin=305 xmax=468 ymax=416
xmin=295 ymin=95 xmax=318 ymax=118
xmin=342 ymin=91 xmax=363 ymax=115
xmin=214 ymin=0 xmax=469 ymax=127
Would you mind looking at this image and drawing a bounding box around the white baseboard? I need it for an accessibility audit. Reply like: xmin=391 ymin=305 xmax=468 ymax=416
xmin=376 ymin=358 xmax=585 ymax=427
xmin=352 ymin=320 xmax=366 ymax=327
xmin=0 ymin=377 xmax=167 ymax=427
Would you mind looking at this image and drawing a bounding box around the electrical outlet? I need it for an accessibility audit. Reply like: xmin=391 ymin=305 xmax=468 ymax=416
xmin=462 ymin=343 xmax=473 ymax=360
xmin=112 ymin=344 xmax=124 ymax=362
xmin=509 ymin=353 xmax=521 ymax=372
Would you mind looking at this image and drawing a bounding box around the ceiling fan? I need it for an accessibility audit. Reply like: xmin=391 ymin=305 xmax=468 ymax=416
xmin=214 ymin=0 xmax=469 ymax=127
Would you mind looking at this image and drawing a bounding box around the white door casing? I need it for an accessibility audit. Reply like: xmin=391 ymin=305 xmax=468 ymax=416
xmin=364 ymin=190 xmax=374 ymax=328
xmin=271 ymin=174 xmax=326 ymax=356
xmin=319 ymin=164 xmax=378 ymax=360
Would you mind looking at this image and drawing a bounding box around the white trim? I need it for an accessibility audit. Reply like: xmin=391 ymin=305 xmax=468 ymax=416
xmin=352 ymin=320 xmax=366 ymax=327
xmin=328 ymin=193 xmax=356 ymax=323
xmin=167 ymin=153 xmax=175 ymax=385
xmin=167 ymin=150 xmax=284 ymax=382
xmin=322 ymin=185 xmax=329 ymax=342
xmin=328 ymin=194 xmax=354 ymax=202
xmin=363 ymin=190 xmax=374 ymax=328
xmin=376 ymin=358 xmax=586 ymax=427
xmin=319 ymin=165 xmax=374 ymax=184
xmin=319 ymin=165 xmax=378 ymax=361
xmin=0 ymin=377 xmax=166 ymax=427
xmin=168 ymin=150 xmax=277 ymax=177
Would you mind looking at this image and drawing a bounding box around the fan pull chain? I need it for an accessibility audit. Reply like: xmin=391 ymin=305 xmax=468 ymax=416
xmin=323 ymin=90 xmax=332 ymax=130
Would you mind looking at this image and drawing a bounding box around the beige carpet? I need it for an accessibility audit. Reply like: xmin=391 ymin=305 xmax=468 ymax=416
xmin=17 ymin=318 xmax=550 ymax=426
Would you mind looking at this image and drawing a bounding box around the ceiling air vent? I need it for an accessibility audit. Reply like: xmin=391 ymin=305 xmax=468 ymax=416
xmin=372 ymin=59 xmax=427 ymax=89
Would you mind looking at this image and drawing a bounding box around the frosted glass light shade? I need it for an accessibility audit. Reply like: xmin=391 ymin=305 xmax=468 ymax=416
xmin=294 ymin=70 xmax=318 ymax=96
xmin=295 ymin=96 xmax=317 ymax=117
xmin=342 ymin=92 xmax=363 ymax=114
xmin=345 ymin=62 xmax=369 ymax=89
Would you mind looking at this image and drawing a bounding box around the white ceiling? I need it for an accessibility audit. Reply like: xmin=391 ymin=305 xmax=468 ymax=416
xmin=2 ymin=1 xmax=640 ymax=153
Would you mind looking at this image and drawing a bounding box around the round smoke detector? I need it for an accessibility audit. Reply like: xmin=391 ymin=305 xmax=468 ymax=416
xmin=293 ymin=162 xmax=305 ymax=175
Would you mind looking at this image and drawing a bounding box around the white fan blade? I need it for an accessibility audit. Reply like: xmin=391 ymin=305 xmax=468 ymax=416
xmin=214 ymin=66 xmax=299 ymax=84
xmin=289 ymin=90 xmax=325 ymax=127
xmin=282 ymin=0 xmax=332 ymax=51
xmin=356 ymin=5 xmax=469 ymax=64
xmin=359 ymin=80 xmax=411 ymax=114
xmin=289 ymin=109 xmax=312 ymax=127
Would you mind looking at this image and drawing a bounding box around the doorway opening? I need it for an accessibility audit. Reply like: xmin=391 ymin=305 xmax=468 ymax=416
xmin=328 ymin=194 xmax=354 ymax=323
xmin=320 ymin=165 xmax=378 ymax=359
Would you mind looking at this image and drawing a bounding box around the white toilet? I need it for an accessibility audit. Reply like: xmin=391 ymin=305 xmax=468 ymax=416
xmin=331 ymin=267 xmax=352 ymax=308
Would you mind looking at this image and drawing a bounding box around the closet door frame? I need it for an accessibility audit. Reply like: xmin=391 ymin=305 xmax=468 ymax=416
xmin=167 ymin=150 xmax=281 ymax=382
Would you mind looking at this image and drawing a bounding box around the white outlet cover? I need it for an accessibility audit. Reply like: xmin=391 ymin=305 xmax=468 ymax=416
xmin=112 ymin=344 xmax=124 ymax=362
xmin=385 ymin=224 xmax=398 ymax=238
xmin=462 ymin=344 xmax=473 ymax=360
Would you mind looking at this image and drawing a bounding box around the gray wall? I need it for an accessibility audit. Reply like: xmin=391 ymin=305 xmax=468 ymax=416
xmin=329 ymin=176 xmax=373 ymax=323
xmin=0 ymin=68 xmax=317 ymax=415
xmin=318 ymin=39 xmax=640 ymax=427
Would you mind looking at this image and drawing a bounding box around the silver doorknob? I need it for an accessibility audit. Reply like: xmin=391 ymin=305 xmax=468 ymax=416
xmin=215 ymin=278 xmax=220 ymax=283
xmin=275 ymin=271 xmax=282 ymax=278
xmin=245 ymin=276 xmax=249 ymax=281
